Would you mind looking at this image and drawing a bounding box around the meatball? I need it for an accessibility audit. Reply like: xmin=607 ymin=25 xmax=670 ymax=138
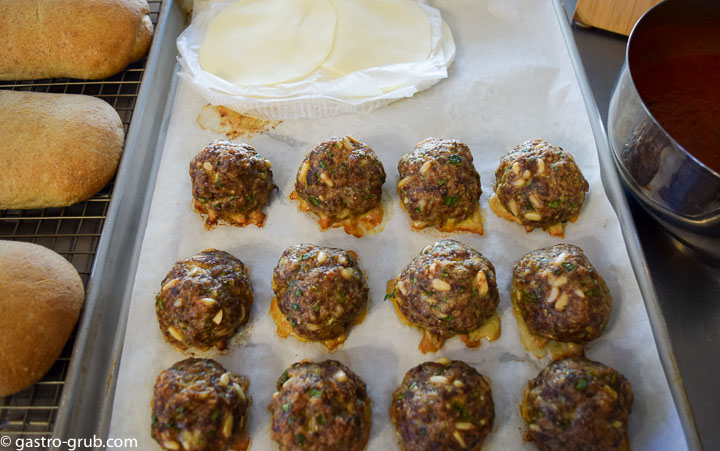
xmin=270 ymin=360 xmax=370 ymax=451
xmin=151 ymin=358 xmax=250 ymax=451
xmin=512 ymin=244 xmax=611 ymax=344
xmin=492 ymin=139 xmax=588 ymax=235
xmin=391 ymin=240 xmax=499 ymax=352
xmin=397 ymin=138 xmax=482 ymax=232
xmin=520 ymin=357 xmax=633 ymax=451
xmin=190 ymin=140 xmax=275 ymax=228
xmin=294 ymin=136 xmax=385 ymax=218
xmin=271 ymin=244 xmax=368 ymax=347
xmin=155 ymin=249 xmax=253 ymax=351
xmin=390 ymin=359 xmax=494 ymax=451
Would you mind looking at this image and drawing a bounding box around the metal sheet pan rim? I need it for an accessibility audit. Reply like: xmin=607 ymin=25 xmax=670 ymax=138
xmin=51 ymin=1 xmax=185 ymax=445
xmin=550 ymin=1 xmax=701 ymax=449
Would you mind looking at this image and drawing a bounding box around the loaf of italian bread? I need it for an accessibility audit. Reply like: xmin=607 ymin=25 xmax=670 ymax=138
xmin=0 ymin=0 xmax=153 ymax=80
xmin=0 ymin=89 xmax=124 ymax=209
xmin=0 ymin=240 xmax=85 ymax=397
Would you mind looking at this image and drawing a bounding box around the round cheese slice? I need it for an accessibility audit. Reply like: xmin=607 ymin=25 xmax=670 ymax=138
xmin=323 ymin=0 xmax=432 ymax=75
xmin=199 ymin=0 xmax=337 ymax=86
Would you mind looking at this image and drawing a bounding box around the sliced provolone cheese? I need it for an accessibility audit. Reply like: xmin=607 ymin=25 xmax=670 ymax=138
xmin=199 ymin=0 xmax=337 ymax=86
xmin=323 ymin=0 xmax=432 ymax=75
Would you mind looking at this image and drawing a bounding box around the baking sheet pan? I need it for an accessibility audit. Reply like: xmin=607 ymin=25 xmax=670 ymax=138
xmin=105 ymin=0 xmax=689 ymax=449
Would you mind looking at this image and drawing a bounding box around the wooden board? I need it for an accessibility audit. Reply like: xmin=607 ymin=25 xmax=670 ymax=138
xmin=573 ymin=0 xmax=663 ymax=36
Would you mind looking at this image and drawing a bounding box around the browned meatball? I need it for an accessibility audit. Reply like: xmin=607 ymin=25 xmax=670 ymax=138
xmin=155 ymin=249 xmax=253 ymax=351
xmin=190 ymin=140 xmax=275 ymax=228
xmin=294 ymin=136 xmax=385 ymax=217
xmin=269 ymin=360 xmax=370 ymax=451
xmin=512 ymin=244 xmax=611 ymax=344
xmin=520 ymin=357 xmax=633 ymax=451
xmin=391 ymin=240 xmax=498 ymax=352
xmin=151 ymin=358 xmax=250 ymax=451
xmin=397 ymin=138 xmax=481 ymax=230
xmin=390 ymin=359 xmax=494 ymax=451
xmin=272 ymin=244 xmax=368 ymax=344
xmin=493 ymin=139 xmax=588 ymax=233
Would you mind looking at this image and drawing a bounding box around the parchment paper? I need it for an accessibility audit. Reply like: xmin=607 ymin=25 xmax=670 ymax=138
xmin=109 ymin=0 xmax=687 ymax=449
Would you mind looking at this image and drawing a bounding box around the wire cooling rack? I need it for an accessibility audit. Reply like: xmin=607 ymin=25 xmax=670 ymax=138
xmin=0 ymin=0 xmax=164 ymax=440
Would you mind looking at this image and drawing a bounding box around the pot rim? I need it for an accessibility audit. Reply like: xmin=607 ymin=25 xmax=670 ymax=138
xmin=624 ymin=0 xmax=720 ymax=179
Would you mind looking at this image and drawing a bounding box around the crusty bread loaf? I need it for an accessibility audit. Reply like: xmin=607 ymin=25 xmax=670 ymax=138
xmin=0 ymin=0 xmax=153 ymax=80
xmin=0 ymin=240 xmax=84 ymax=397
xmin=0 ymin=89 xmax=124 ymax=209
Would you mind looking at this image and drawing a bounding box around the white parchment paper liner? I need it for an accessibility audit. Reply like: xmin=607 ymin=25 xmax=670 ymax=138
xmin=176 ymin=0 xmax=456 ymax=120
xmin=111 ymin=0 xmax=687 ymax=449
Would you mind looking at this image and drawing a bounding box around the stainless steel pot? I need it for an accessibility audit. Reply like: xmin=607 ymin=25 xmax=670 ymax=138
xmin=608 ymin=0 xmax=720 ymax=257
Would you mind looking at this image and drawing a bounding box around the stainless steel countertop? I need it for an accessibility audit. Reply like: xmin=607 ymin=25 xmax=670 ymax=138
xmin=561 ymin=2 xmax=720 ymax=449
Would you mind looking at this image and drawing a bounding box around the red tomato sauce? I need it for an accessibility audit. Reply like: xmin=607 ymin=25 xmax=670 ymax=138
xmin=634 ymin=54 xmax=720 ymax=174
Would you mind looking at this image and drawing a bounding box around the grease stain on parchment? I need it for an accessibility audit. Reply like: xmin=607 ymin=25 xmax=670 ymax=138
xmin=197 ymin=104 xmax=281 ymax=140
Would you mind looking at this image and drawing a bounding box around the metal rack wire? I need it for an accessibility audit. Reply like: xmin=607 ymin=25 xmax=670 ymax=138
xmin=0 ymin=0 xmax=164 ymax=440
